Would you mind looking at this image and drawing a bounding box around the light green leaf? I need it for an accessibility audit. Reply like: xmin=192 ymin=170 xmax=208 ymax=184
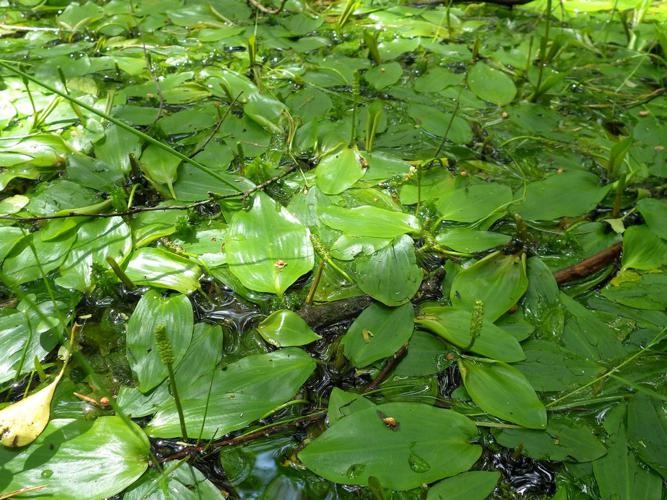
xmin=126 ymin=290 xmax=194 ymax=392
xmin=0 ymin=417 xmax=149 ymax=499
xmin=124 ymin=462 xmax=225 ymax=500
xmin=637 ymin=197 xmax=667 ymax=240
xmin=146 ymin=349 xmax=316 ymax=438
xmin=124 ymin=247 xmax=202 ymax=294
xmin=299 ymin=402 xmax=481 ymax=490
xmin=436 ymin=228 xmax=511 ymax=253
xmin=56 ymin=216 xmax=132 ymax=291
xmin=353 ymin=235 xmax=423 ymax=306
xmin=244 ymin=93 xmax=286 ymax=134
xmin=94 ymin=125 xmax=142 ymax=174
xmin=407 ymin=104 xmax=472 ymax=144
xmin=435 ymin=184 xmax=513 ymax=223
xmin=496 ymin=416 xmax=606 ymax=462
xmin=459 ymin=357 xmax=547 ymax=429
xmin=320 ymin=205 xmax=421 ymax=238
xmin=517 ymin=170 xmax=610 ymax=221
xmin=621 ymin=225 xmax=667 ymax=271
xmin=225 ymin=192 xmax=314 ymax=295
xmin=257 ymin=310 xmax=321 ymax=347
xmin=140 ymin=144 xmax=180 ymax=197
xmin=450 ymin=252 xmax=528 ymax=321
xmin=468 ymin=62 xmax=516 ymax=106
xmin=327 ymin=388 xmax=375 ymax=426
xmin=364 ymin=62 xmax=402 ymax=90
xmin=427 ymin=471 xmax=500 ymax=500
xmin=316 ymin=147 xmax=365 ymax=195
xmin=342 ymin=302 xmax=414 ymax=367
xmin=417 ymin=306 xmax=525 ymax=362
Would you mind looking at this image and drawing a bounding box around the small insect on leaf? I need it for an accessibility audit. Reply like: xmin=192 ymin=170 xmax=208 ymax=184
xmin=361 ymin=329 xmax=374 ymax=343
xmin=376 ymin=410 xmax=400 ymax=431
xmin=274 ymin=260 xmax=288 ymax=269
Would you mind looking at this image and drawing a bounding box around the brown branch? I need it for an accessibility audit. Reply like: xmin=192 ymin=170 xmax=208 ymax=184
xmin=298 ymin=296 xmax=373 ymax=329
xmin=246 ymin=0 xmax=289 ymax=14
xmin=363 ymin=344 xmax=409 ymax=393
xmin=554 ymin=242 xmax=622 ymax=285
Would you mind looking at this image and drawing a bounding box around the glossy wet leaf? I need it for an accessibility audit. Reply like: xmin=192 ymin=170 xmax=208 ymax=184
xmin=514 ymin=340 xmax=602 ymax=392
xmin=56 ymin=216 xmax=132 ymax=291
xmin=353 ymin=235 xmax=423 ymax=306
xmin=450 ymin=252 xmax=528 ymax=321
xmin=427 ymin=471 xmax=500 ymax=500
xmin=342 ymin=302 xmax=414 ymax=368
xmin=517 ymin=170 xmax=610 ymax=221
xmin=299 ymin=403 xmax=481 ymax=490
xmin=327 ymin=388 xmax=375 ymax=426
xmin=621 ymin=225 xmax=667 ymax=271
xmin=417 ymin=306 xmax=525 ymax=362
xmin=593 ymin=407 xmax=663 ymax=500
xmin=468 ymin=62 xmax=516 ymax=106
xmin=225 ymin=192 xmax=314 ymax=295
xmin=407 ymin=104 xmax=472 ymax=144
xmin=126 ymin=290 xmax=194 ymax=392
xmin=146 ymin=349 xmax=316 ymax=438
xmin=435 ymin=184 xmax=513 ymax=223
xmin=637 ymin=197 xmax=667 ymax=240
xmin=140 ymin=144 xmax=180 ymax=196
xmin=394 ymin=330 xmax=448 ymax=377
xmin=364 ymin=62 xmax=402 ymax=90
xmin=316 ymin=147 xmax=365 ymax=195
xmin=320 ymin=205 xmax=421 ymax=238
xmin=627 ymin=395 xmax=667 ymax=480
xmin=124 ymin=247 xmax=202 ymax=294
xmin=496 ymin=417 xmax=606 ymax=462
xmin=436 ymin=228 xmax=511 ymax=253
xmin=244 ymin=93 xmax=286 ymax=134
xmin=458 ymin=357 xmax=547 ymax=429
xmin=257 ymin=310 xmax=321 ymax=347
xmin=0 ymin=417 xmax=149 ymax=499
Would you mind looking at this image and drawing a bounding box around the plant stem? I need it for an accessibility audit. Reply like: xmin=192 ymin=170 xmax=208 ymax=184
xmin=532 ymin=0 xmax=553 ymax=102
xmin=305 ymin=260 xmax=325 ymax=305
xmin=167 ymin=363 xmax=189 ymax=440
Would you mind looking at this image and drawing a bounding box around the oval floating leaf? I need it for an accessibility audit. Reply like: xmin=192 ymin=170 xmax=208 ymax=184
xmin=436 ymin=228 xmax=511 ymax=254
xmin=435 ymin=184 xmax=513 ymax=223
xmin=427 ymin=471 xmax=500 ymax=500
xmin=468 ymin=62 xmax=516 ymax=106
xmin=342 ymin=302 xmax=414 ymax=367
xmin=126 ymin=290 xmax=194 ymax=392
xmin=299 ymin=402 xmax=481 ymax=490
xmin=124 ymin=247 xmax=202 ymax=294
xmin=353 ymin=235 xmax=423 ymax=306
xmin=225 ymin=192 xmax=314 ymax=295
xmin=451 ymin=252 xmax=528 ymax=321
xmin=316 ymin=147 xmax=365 ymax=194
xmin=517 ymin=170 xmax=610 ymax=221
xmin=320 ymin=205 xmax=421 ymax=238
xmin=417 ymin=306 xmax=525 ymax=362
xmin=0 ymin=417 xmax=149 ymax=499
xmin=257 ymin=310 xmax=321 ymax=347
xmin=365 ymin=62 xmax=402 ymax=90
xmin=146 ymin=348 xmax=316 ymax=438
xmin=459 ymin=357 xmax=547 ymax=429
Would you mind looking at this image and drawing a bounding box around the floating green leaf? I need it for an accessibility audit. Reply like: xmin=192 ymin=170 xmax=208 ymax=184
xmin=436 ymin=228 xmax=511 ymax=253
xmin=427 ymin=471 xmax=500 ymax=500
xmin=458 ymin=357 xmax=547 ymax=429
xmin=316 ymin=147 xmax=365 ymax=195
xmin=126 ymin=290 xmax=194 ymax=392
xmin=299 ymin=403 xmax=481 ymax=490
xmin=124 ymin=247 xmax=202 ymax=294
xmin=468 ymin=62 xmax=517 ymax=106
xmin=435 ymin=184 xmax=513 ymax=223
xmin=451 ymin=252 xmax=528 ymax=321
xmin=0 ymin=417 xmax=149 ymax=499
xmin=417 ymin=306 xmax=525 ymax=362
xmin=320 ymin=205 xmax=421 ymax=238
xmin=146 ymin=349 xmax=316 ymax=438
xmin=257 ymin=310 xmax=321 ymax=347
xmin=342 ymin=302 xmax=414 ymax=367
xmin=225 ymin=192 xmax=314 ymax=295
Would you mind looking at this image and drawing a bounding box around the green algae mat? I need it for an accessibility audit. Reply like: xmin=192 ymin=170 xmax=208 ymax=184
xmin=0 ymin=0 xmax=665 ymax=497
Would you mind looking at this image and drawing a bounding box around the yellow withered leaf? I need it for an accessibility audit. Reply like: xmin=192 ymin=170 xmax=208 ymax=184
xmin=0 ymin=330 xmax=74 ymax=448
xmin=0 ymin=370 xmax=64 ymax=448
